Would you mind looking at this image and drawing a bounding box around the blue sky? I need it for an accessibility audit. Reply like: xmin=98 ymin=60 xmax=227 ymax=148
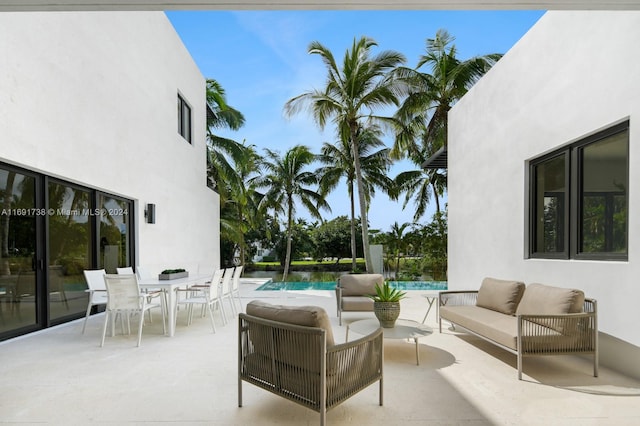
xmin=166 ymin=10 xmax=545 ymax=232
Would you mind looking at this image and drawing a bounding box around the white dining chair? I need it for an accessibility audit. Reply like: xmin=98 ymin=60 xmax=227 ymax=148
xmin=175 ymin=268 xmax=225 ymax=332
xmin=220 ymin=267 xmax=236 ymax=321
xmin=117 ymin=266 xmax=166 ymax=324
xmin=101 ymin=274 xmax=165 ymax=347
xmin=82 ymin=269 xmax=108 ymax=334
xmin=183 ymin=267 xmax=224 ymax=317
xmin=230 ymin=265 xmax=243 ymax=313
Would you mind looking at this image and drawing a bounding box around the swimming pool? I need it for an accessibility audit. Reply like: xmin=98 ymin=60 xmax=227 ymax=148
xmin=255 ymin=280 xmax=448 ymax=291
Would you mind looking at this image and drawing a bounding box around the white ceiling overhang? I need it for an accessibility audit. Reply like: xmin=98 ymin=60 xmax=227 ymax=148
xmin=1 ymin=0 xmax=640 ymax=11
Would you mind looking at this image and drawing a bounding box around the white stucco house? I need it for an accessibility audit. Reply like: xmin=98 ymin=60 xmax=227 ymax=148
xmin=0 ymin=12 xmax=219 ymax=339
xmin=448 ymin=11 xmax=640 ymax=379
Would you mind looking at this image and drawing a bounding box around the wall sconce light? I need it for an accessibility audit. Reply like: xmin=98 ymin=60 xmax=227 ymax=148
xmin=145 ymin=203 xmax=155 ymax=224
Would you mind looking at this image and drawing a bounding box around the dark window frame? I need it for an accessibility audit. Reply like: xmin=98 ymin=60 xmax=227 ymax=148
xmin=529 ymin=151 xmax=570 ymax=259
xmin=529 ymin=120 xmax=629 ymax=261
xmin=178 ymin=93 xmax=192 ymax=143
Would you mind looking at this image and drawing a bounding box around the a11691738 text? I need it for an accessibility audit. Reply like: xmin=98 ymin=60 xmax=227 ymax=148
xmin=0 ymin=208 xmax=128 ymax=217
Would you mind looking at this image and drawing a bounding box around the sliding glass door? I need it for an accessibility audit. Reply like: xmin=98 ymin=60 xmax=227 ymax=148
xmin=47 ymin=181 xmax=92 ymax=323
xmin=0 ymin=162 xmax=135 ymax=340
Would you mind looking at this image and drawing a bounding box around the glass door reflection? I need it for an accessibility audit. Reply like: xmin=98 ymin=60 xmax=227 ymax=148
xmin=47 ymin=182 xmax=91 ymax=322
xmin=98 ymin=195 xmax=131 ymax=273
xmin=0 ymin=169 xmax=38 ymax=333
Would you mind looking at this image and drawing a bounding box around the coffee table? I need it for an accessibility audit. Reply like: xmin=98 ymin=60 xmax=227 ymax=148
xmin=346 ymin=319 xmax=433 ymax=365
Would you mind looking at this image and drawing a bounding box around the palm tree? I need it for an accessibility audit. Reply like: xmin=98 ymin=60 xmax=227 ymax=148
xmin=285 ymin=36 xmax=406 ymax=273
xmin=205 ymin=78 xmax=247 ymax=200
xmin=317 ymin=126 xmax=395 ymax=270
xmin=392 ymin=29 xmax=501 ymax=218
xmin=394 ymin=149 xmax=447 ymax=221
xmin=387 ymin=222 xmax=411 ymax=277
xmin=219 ymin=143 xmax=262 ymax=266
xmin=253 ymin=145 xmax=330 ymax=281
xmin=205 ymin=79 xmax=263 ymax=266
xmin=206 ymin=79 xmax=244 ymax=130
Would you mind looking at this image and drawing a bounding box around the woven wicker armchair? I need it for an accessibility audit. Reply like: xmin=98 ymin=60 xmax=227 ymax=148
xmin=335 ymin=273 xmax=384 ymax=325
xmin=238 ymin=301 xmax=384 ymax=426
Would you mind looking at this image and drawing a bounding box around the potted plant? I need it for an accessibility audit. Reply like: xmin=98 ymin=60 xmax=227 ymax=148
xmin=369 ymin=282 xmax=407 ymax=328
xmin=158 ymin=268 xmax=188 ymax=280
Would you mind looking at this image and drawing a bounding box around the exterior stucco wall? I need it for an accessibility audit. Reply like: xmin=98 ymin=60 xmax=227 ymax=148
xmin=448 ymin=11 xmax=640 ymax=375
xmin=0 ymin=12 xmax=219 ymax=273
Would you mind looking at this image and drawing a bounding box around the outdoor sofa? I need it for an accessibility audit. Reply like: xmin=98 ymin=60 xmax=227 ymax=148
xmin=334 ymin=273 xmax=384 ymax=325
xmin=438 ymin=277 xmax=598 ymax=380
xmin=238 ymin=300 xmax=384 ymax=426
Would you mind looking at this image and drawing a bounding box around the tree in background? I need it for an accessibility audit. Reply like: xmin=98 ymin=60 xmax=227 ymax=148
xmin=244 ymin=215 xmax=281 ymax=262
xmin=394 ymin=149 xmax=447 ymax=221
xmin=372 ymin=221 xmax=413 ymax=279
xmin=311 ymin=216 xmax=363 ymax=264
xmin=387 ymin=221 xmax=412 ymax=277
xmin=411 ymin=210 xmax=448 ymax=280
xmin=219 ymin=143 xmax=262 ymax=266
xmin=272 ymin=219 xmax=316 ymax=265
xmin=205 ymin=78 xmax=265 ymax=266
xmin=205 ymin=78 xmax=247 ymax=198
xmin=253 ymin=145 xmax=330 ymax=281
xmin=285 ymin=36 xmax=406 ymax=273
xmin=316 ymin=125 xmax=395 ymax=270
xmin=392 ymin=29 xmax=501 ymax=220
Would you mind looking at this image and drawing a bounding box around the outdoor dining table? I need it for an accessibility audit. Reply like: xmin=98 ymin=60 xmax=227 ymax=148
xmin=138 ymin=274 xmax=211 ymax=337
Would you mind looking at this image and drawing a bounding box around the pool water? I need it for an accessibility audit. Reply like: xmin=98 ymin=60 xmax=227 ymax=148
xmin=256 ymin=281 xmax=448 ymax=291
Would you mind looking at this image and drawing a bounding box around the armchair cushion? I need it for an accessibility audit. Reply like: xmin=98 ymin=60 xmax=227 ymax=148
xmin=337 ymin=273 xmax=384 ymax=296
xmin=476 ymin=277 xmax=526 ymax=315
xmin=341 ymin=296 xmax=374 ymax=311
xmin=246 ymin=300 xmax=335 ymax=347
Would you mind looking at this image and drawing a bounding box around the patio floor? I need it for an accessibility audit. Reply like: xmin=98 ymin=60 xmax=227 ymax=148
xmin=2 ymin=282 xmax=640 ymax=425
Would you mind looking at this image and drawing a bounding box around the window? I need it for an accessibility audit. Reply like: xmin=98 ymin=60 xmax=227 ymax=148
xmin=529 ymin=121 xmax=628 ymax=260
xmin=178 ymin=94 xmax=192 ymax=143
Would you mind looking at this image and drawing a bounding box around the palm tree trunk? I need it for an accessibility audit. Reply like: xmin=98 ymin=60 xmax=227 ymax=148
xmin=239 ymin=242 xmax=245 ymax=267
xmin=238 ymin=208 xmax=246 ymax=266
xmin=349 ymin=182 xmax=357 ymax=271
xmin=431 ymin=180 xmax=441 ymax=214
xmin=351 ymin=127 xmax=373 ymax=273
xmin=282 ymin=197 xmax=294 ymax=282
